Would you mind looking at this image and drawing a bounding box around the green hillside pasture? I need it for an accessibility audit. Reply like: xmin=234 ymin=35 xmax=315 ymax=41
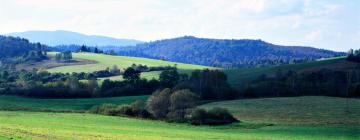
xmin=47 ymin=52 xmax=212 ymax=73
xmin=0 ymin=95 xmax=148 ymax=111
xmin=201 ymin=96 xmax=360 ymax=125
xmin=0 ymin=111 xmax=358 ymax=140
xmin=225 ymin=57 xmax=347 ymax=87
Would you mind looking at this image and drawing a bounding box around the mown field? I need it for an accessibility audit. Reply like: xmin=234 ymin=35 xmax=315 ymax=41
xmin=0 ymin=111 xmax=358 ymax=140
xmin=202 ymin=96 xmax=360 ymax=125
xmin=0 ymin=96 xmax=359 ymax=140
xmin=47 ymin=52 xmax=212 ymax=73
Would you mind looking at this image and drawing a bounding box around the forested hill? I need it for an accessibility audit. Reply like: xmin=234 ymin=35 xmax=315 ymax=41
xmin=0 ymin=36 xmax=47 ymax=65
xmin=117 ymin=36 xmax=345 ymax=68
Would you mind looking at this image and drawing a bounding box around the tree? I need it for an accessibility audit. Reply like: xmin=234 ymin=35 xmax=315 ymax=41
xmin=110 ymin=65 xmax=121 ymax=75
xmin=167 ymin=89 xmax=199 ymax=121
xmin=87 ymin=79 xmax=99 ymax=95
xmin=62 ymin=51 xmax=73 ymax=62
xmin=65 ymin=76 xmax=80 ymax=90
xmin=146 ymin=88 xmax=172 ymax=119
xmin=159 ymin=69 xmax=179 ymax=87
xmin=94 ymin=47 xmax=99 ymax=53
xmin=55 ymin=53 xmax=62 ymax=62
xmin=170 ymin=89 xmax=198 ymax=111
xmin=123 ymin=67 xmax=140 ymax=82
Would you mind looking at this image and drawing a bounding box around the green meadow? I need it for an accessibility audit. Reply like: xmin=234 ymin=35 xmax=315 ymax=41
xmin=0 ymin=96 xmax=359 ymax=140
xmin=0 ymin=95 xmax=148 ymax=111
xmin=47 ymin=52 xmax=212 ymax=73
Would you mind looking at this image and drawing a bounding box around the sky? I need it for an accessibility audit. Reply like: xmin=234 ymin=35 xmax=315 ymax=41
xmin=0 ymin=0 xmax=359 ymax=52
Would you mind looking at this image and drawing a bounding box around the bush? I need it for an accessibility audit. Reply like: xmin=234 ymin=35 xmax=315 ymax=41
xmin=146 ymin=88 xmax=172 ymax=119
xmin=187 ymin=108 xmax=238 ymax=125
xmin=88 ymin=104 xmax=118 ymax=115
xmin=89 ymin=100 xmax=152 ymax=118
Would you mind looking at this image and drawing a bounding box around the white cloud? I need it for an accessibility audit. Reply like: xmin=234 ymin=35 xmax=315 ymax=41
xmin=0 ymin=0 xmax=359 ymax=51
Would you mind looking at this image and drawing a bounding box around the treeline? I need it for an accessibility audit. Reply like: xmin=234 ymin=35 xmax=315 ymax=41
xmin=347 ymin=49 xmax=360 ymax=62
xmin=242 ymin=69 xmax=360 ymax=98
xmin=51 ymin=44 xmax=117 ymax=55
xmin=0 ymin=66 xmax=238 ymax=100
xmin=0 ymin=36 xmax=47 ymax=66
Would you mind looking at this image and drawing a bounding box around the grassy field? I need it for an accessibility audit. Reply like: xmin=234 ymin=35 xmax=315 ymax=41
xmin=0 ymin=111 xmax=358 ymax=140
xmin=47 ymin=52 xmax=212 ymax=73
xmin=225 ymin=57 xmax=348 ymax=87
xmin=0 ymin=96 xmax=358 ymax=140
xmin=201 ymin=96 xmax=360 ymax=125
xmin=0 ymin=95 xmax=148 ymax=111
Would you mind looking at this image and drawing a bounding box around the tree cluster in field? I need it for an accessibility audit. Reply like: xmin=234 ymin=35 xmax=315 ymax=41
xmin=347 ymin=49 xmax=360 ymax=62
xmin=55 ymin=51 xmax=73 ymax=62
xmin=115 ymin=36 xmax=344 ymax=68
xmin=242 ymin=69 xmax=360 ymax=98
xmin=0 ymin=36 xmax=47 ymax=66
xmin=89 ymin=88 xmax=238 ymax=125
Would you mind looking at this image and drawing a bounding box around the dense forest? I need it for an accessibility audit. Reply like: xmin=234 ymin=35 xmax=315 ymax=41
xmin=0 ymin=36 xmax=47 ymax=66
xmin=115 ymin=36 xmax=345 ymax=68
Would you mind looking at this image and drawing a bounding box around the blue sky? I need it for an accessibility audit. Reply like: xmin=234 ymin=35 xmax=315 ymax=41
xmin=0 ymin=0 xmax=359 ymax=51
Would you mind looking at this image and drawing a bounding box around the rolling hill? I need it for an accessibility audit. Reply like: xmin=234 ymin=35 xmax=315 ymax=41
xmin=47 ymin=52 xmax=213 ymax=73
xmin=116 ymin=36 xmax=345 ymax=68
xmin=0 ymin=36 xmax=47 ymax=65
xmin=223 ymin=56 xmax=360 ymax=88
xmin=7 ymin=30 xmax=143 ymax=47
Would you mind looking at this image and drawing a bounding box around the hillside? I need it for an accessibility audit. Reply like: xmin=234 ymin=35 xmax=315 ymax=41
xmin=0 ymin=36 xmax=47 ymax=65
xmin=225 ymin=57 xmax=350 ymax=88
xmin=116 ymin=36 xmax=345 ymax=68
xmin=47 ymin=52 xmax=213 ymax=73
xmin=7 ymin=30 xmax=143 ymax=47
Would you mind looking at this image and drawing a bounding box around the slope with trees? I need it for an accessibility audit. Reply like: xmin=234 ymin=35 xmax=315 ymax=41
xmin=0 ymin=36 xmax=47 ymax=66
xmin=116 ymin=36 xmax=345 ymax=68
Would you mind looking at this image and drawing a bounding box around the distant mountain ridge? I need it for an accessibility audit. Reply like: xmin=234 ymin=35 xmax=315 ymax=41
xmin=116 ymin=36 xmax=345 ymax=68
xmin=7 ymin=30 xmax=143 ymax=47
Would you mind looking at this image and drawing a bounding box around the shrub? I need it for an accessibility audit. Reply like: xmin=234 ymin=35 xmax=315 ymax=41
xmin=146 ymin=88 xmax=172 ymax=119
xmin=88 ymin=104 xmax=118 ymax=115
xmin=89 ymin=101 xmax=152 ymax=118
xmin=187 ymin=108 xmax=238 ymax=125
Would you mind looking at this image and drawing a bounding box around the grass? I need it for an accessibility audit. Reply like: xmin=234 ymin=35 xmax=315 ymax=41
xmin=225 ymin=57 xmax=347 ymax=87
xmin=0 ymin=111 xmax=358 ymax=140
xmin=0 ymin=95 xmax=148 ymax=111
xmin=201 ymin=96 xmax=360 ymax=125
xmin=47 ymin=52 xmax=213 ymax=73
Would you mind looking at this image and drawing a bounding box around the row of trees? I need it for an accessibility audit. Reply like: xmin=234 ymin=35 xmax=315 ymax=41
xmin=348 ymin=49 xmax=360 ymax=62
xmin=0 ymin=67 xmax=238 ymax=100
xmin=242 ymin=69 xmax=360 ymax=98
xmin=55 ymin=51 xmax=73 ymax=62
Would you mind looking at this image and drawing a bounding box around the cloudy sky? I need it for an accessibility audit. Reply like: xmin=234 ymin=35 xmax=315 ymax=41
xmin=0 ymin=0 xmax=359 ymax=51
